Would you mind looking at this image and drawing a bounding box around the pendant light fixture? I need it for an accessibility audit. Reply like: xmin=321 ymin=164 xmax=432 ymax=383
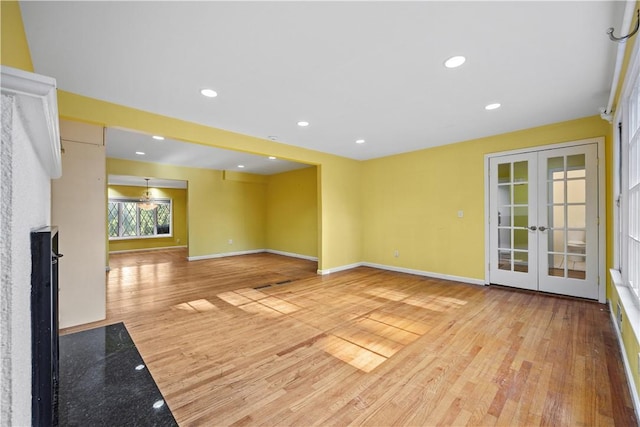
xmin=138 ymin=178 xmax=157 ymax=211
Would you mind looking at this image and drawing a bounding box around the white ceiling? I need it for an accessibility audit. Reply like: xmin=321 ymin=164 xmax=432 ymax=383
xmin=106 ymin=128 xmax=311 ymax=175
xmin=21 ymin=1 xmax=624 ymax=164
xmin=108 ymin=175 xmax=188 ymax=189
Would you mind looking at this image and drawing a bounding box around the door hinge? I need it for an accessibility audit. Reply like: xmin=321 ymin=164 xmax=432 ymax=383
xmin=488 ymin=263 xmax=490 ymax=270
xmin=597 ymin=216 xmax=600 ymax=225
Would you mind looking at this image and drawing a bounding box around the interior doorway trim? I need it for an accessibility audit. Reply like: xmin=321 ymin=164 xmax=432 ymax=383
xmin=483 ymin=137 xmax=606 ymax=303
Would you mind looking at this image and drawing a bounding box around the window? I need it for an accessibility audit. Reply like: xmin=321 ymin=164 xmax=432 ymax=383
xmin=618 ymin=53 xmax=640 ymax=301
xmin=625 ymin=94 xmax=640 ymax=295
xmin=108 ymin=198 xmax=172 ymax=239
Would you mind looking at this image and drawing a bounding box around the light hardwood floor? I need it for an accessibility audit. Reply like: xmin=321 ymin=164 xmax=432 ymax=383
xmin=63 ymin=249 xmax=637 ymax=426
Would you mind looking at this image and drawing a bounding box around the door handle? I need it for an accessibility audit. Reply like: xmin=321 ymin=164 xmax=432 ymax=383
xmin=528 ymin=226 xmax=537 ymax=231
xmin=538 ymin=226 xmax=547 ymax=232
xmin=51 ymin=252 xmax=63 ymax=265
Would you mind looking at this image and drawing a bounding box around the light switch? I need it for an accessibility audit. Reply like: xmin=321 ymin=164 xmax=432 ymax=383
xmin=457 ymin=210 xmax=464 ymax=218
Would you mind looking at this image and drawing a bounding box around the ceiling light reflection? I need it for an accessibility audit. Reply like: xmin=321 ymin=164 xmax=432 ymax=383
xmin=444 ymin=56 xmax=466 ymax=68
xmin=200 ymin=88 xmax=218 ymax=98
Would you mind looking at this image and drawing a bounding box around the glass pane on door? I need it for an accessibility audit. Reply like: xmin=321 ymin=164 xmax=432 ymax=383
xmin=513 ymin=251 xmax=528 ymax=273
xmin=496 ymin=161 xmax=529 ymax=273
xmin=545 ymin=154 xmax=587 ymax=280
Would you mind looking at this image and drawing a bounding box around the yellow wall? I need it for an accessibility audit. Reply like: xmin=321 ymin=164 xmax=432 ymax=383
xmin=108 ymin=159 xmax=267 ymax=258
xmin=361 ymin=116 xmax=610 ymax=279
xmin=7 ymin=0 xmax=639 ymax=401
xmin=609 ymin=286 xmax=640 ymax=399
xmin=0 ymin=1 xmax=33 ymax=71
xmin=108 ymin=161 xmax=320 ymax=260
xmin=0 ymin=0 xmax=360 ymax=272
xmin=57 ymin=92 xmax=360 ymax=271
xmin=266 ymin=167 xmax=318 ymax=258
xmin=108 ymin=185 xmax=188 ymax=252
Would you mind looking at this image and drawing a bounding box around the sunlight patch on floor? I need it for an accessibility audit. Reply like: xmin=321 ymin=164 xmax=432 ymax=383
xmin=238 ymin=301 xmax=282 ymax=318
xmin=354 ymin=317 xmax=421 ymax=346
xmin=217 ymin=291 xmax=253 ymax=306
xmin=314 ymin=335 xmax=387 ymax=373
xmin=216 ymin=285 xmax=465 ymax=372
xmin=367 ymin=311 xmax=431 ymax=335
xmin=234 ymin=288 xmax=269 ymax=300
xmin=364 ymin=287 xmax=410 ymax=301
xmin=259 ymin=297 xmax=300 ymax=314
xmin=332 ymin=327 xmax=404 ymax=358
xmin=313 ymin=311 xmax=427 ymax=372
xmin=403 ymin=295 xmax=467 ymax=312
xmin=172 ymin=299 xmax=218 ymax=313
xmin=217 ymin=288 xmax=302 ymax=317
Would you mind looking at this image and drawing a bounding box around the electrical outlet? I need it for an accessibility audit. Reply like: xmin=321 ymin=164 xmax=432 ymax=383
xmin=176 ymin=238 xmax=180 ymax=244
xmin=617 ymin=302 xmax=623 ymax=328
xmin=394 ymin=250 xmax=399 ymax=258
xmin=228 ymin=239 xmax=233 ymax=245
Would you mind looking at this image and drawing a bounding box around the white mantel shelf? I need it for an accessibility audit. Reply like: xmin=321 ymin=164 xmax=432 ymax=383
xmin=1 ymin=66 xmax=61 ymax=178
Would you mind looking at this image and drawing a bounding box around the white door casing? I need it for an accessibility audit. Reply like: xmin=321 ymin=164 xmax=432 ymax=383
xmin=486 ymin=140 xmax=602 ymax=301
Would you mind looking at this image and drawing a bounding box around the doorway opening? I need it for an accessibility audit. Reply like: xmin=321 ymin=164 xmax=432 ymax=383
xmin=485 ymin=138 xmax=605 ymax=302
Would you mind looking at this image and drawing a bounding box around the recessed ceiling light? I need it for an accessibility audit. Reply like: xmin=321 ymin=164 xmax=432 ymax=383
xmin=200 ymin=88 xmax=218 ymax=98
xmin=355 ymin=139 xmax=365 ymax=144
xmin=237 ymin=164 xmax=245 ymax=168
xmin=485 ymin=103 xmax=501 ymax=110
xmin=152 ymin=135 xmax=164 ymax=140
xmin=268 ymin=156 xmax=277 ymax=160
xmin=297 ymin=121 xmax=309 ymax=127
xmin=444 ymin=56 xmax=466 ymax=68
xmin=135 ymin=151 xmax=145 ymax=155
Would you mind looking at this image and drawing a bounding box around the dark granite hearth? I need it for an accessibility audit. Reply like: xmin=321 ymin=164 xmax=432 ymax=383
xmin=59 ymin=322 xmax=177 ymax=426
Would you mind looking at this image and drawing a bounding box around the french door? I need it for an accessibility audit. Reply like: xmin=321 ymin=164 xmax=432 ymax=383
xmin=488 ymin=143 xmax=599 ymax=299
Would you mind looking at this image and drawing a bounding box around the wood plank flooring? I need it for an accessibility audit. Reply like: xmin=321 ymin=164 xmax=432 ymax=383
xmin=63 ymin=249 xmax=637 ymax=426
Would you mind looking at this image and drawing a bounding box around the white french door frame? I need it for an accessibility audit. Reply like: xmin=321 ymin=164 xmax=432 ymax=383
xmin=484 ymin=137 xmax=606 ymax=303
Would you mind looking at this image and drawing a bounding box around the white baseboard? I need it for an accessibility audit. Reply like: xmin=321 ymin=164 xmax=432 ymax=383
xmin=187 ymin=249 xmax=265 ymax=261
xmin=317 ymin=262 xmax=363 ymax=275
xmin=608 ymin=299 xmax=640 ymax=421
xmin=318 ymin=261 xmax=484 ymax=286
xmin=141 ymin=247 xmax=483 ymax=287
xmin=109 ymin=245 xmax=187 ymax=254
xmin=362 ymin=262 xmax=485 ymax=286
xmin=265 ymin=249 xmax=318 ymax=262
xmin=188 ymin=249 xmax=317 ymax=262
